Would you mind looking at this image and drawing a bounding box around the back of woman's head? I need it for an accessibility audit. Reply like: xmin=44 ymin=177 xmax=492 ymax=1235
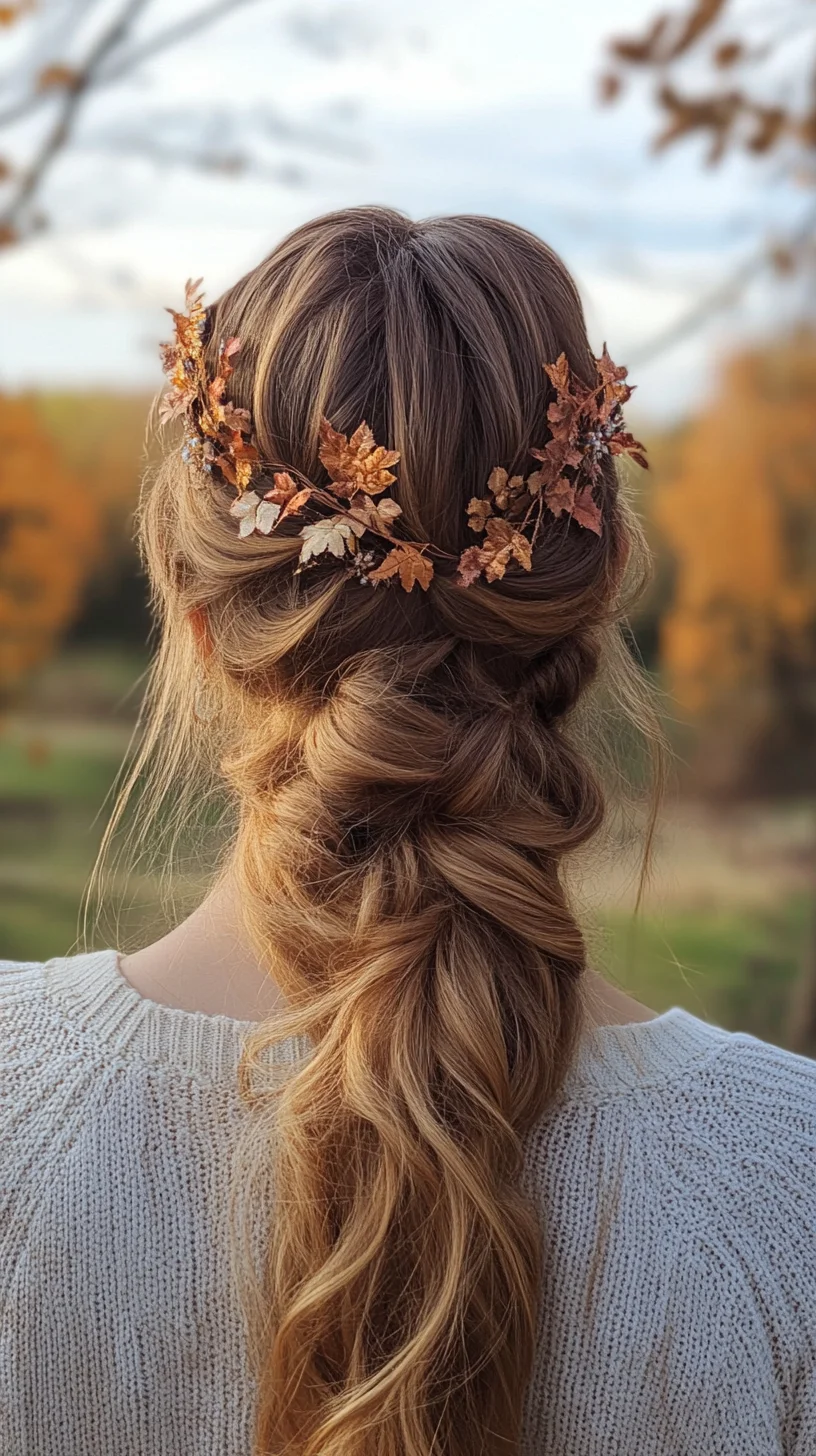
xmin=133 ymin=205 xmax=658 ymax=1456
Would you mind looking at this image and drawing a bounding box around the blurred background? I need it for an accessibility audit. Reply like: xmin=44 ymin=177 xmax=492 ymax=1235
xmin=1 ymin=0 xmax=815 ymax=1052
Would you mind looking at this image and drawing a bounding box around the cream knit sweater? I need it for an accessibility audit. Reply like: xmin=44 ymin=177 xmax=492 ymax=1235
xmin=3 ymin=949 xmax=816 ymax=1455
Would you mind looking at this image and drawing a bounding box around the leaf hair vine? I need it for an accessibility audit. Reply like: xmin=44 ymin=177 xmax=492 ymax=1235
xmin=159 ymin=279 xmax=649 ymax=592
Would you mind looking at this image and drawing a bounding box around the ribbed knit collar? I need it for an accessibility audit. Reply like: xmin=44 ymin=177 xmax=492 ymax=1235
xmin=43 ymin=949 xmax=732 ymax=1098
xmin=43 ymin=949 xmax=300 ymax=1084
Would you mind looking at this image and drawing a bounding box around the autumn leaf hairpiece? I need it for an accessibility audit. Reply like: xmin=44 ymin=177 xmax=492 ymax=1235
xmin=456 ymin=345 xmax=649 ymax=586
xmin=159 ymin=280 xmax=648 ymax=592
xmin=158 ymin=278 xmax=259 ymax=489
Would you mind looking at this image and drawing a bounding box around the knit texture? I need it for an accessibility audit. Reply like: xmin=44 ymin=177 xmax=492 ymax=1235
xmin=2 ymin=950 xmax=816 ymax=1455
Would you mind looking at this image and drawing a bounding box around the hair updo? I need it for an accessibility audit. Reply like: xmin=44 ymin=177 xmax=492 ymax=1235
xmin=118 ymin=206 xmax=660 ymax=1456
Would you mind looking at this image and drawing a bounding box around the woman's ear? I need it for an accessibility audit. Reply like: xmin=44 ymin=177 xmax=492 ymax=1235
xmin=188 ymin=606 xmax=213 ymax=662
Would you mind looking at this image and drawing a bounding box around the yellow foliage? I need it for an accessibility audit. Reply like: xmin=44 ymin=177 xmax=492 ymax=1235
xmin=0 ymin=394 xmax=100 ymax=696
xmin=657 ymin=335 xmax=816 ymax=717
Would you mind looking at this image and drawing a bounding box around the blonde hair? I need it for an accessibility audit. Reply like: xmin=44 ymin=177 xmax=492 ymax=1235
xmin=111 ymin=207 xmax=661 ymax=1456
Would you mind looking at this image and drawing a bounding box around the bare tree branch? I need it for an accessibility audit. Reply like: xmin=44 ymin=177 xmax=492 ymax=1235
xmin=0 ymin=0 xmax=152 ymax=241
xmin=0 ymin=1 xmax=379 ymax=247
xmin=602 ymin=0 xmax=816 ymax=174
xmin=601 ymin=1 xmax=816 ymax=364
xmin=77 ymin=104 xmax=368 ymax=181
xmin=0 ymin=0 xmax=272 ymax=132
xmin=96 ymin=0 xmax=272 ymax=86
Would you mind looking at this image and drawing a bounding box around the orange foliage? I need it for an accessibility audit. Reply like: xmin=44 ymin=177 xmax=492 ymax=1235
xmin=0 ymin=395 xmax=100 ymax=697
xmin=657 ymin=336 xmax=816 ymax=721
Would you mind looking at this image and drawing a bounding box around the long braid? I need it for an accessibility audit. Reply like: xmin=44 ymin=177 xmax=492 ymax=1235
xmin=223 ymin=630 xmax=604 ymax=1456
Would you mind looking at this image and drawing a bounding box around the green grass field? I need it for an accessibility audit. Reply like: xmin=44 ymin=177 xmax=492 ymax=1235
xmin=1 ymin=650 xmax=813 ymax=1051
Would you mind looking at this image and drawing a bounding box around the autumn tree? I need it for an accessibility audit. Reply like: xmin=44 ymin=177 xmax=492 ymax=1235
xmin=656 ymin=333 xmax=816 ymax=793
xmin=600 ymin=1 xmax=816 ymax=1055
xmin=0 ymin=395 xmax=99 ymax=700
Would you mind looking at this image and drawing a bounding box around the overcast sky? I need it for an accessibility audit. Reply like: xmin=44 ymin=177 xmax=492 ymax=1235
xmin=0 ymin=0 xmax=806 ymax=420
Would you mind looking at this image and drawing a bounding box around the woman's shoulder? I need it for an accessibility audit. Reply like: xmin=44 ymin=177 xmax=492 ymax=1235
xmin=669 ymin=1010 xmax=816 ymax=1154
xmin=572 ymin=1003 xmax=816 ymax=1112
xmin=705 ymin=1013 xmax=816 ymax=1108
xmin=0 ymin=950 xmax=248 ymax=1247
xmin=528 ymin=1006 xmax=816 ymax=1216
xmin=526 ymin=1012 xmax=816 ymax=1390
xmin=1 ymin=951 xmax=86 ymax=1043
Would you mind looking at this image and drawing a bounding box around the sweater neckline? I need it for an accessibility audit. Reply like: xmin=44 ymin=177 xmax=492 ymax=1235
xmin=44 ymin=948 xmax=732 ymax=1096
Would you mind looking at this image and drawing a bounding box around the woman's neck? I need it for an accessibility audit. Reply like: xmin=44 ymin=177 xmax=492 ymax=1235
xmin=118 ymin=875 xmax=657 ymax=1029
xmin=119 ymin=878 xmax=287 ymax=1022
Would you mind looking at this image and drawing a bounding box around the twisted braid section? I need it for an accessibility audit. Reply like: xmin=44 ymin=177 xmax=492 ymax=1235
xmin=230 ymin=634 xmax=603 ymax=1456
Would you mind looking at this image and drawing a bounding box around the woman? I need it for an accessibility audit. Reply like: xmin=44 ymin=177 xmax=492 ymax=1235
xmin=3 ymin=207 xmax=815 ymax=1456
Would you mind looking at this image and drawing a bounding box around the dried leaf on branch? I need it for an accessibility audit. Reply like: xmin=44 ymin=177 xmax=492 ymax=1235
xmin=367 ymin=544 xmax=434 ymax=592
xmin=603 ymin=0 xmax=814 ymax=183
xmin=455 ymin=347 xmax=647 ymax=584
xmin=159 ymin=279 xmax=259 ymax=491
xmin=298 ymin=517 xmax=356 ymax=564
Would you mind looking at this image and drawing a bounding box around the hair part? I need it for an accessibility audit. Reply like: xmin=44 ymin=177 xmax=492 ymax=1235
xmin=99 ymin=206 xmax=664 ymax=1456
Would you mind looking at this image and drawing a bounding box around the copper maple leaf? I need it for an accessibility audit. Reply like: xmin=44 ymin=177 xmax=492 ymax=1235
xmin=206 ymin=337 xmax=242 ymax=424
xmin=318 ymin=418 xmax=400 ymax=497
xmin=531 ymin=435 xmax=583 ymax=478
xmin=487 ymin=467 xmax=526 ymax=512
xmin=607 ymin=428 xmax=649 ymax=471
xmin=543 ymin=353 xmax=572 ymax=396
xmin=367 ymin=544 xmax=434 ymax=592
xmin=164 ymin=278 xmax=206 ymax=372
xmin=263 ymin=471 xmax=313 ymax=517
xmin=221 ymin=403 xmax=251 ymax=433
xmin=264 ymin=471 xmax=301 ymax=506
xmin=543 ymin=353 xmax=583 ymax=436
xmin=478 ymin=518 xmax=533 ymax=582
xmin=543 ymin=477 xmax=576 ymax=519
xmin=526 ymin=468 xmax=546 ymax=497
xmin=214 ymin=432 xmax=259 ymax=490
xmin=160 ymin=279 xmax=259 ymax=496
xmin=276 ymin=486 xmax=312 ymax=523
